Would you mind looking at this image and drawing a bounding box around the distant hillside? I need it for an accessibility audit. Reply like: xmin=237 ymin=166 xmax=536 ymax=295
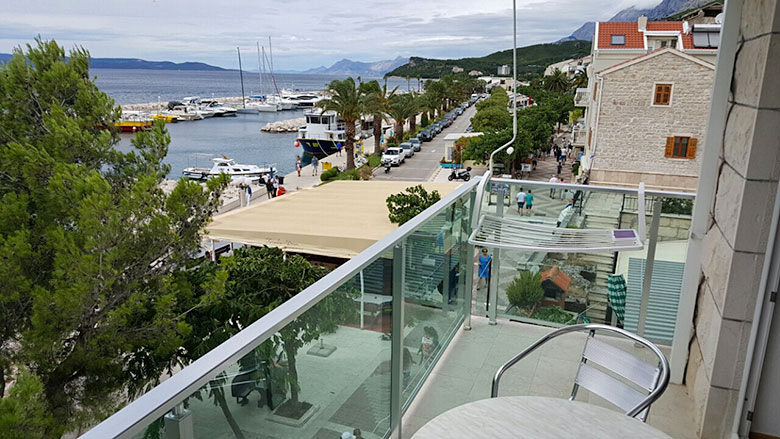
xmin=558 ymin=0 xmax=720 ymax=42
xmin=302 ymin=56 xmax=408 ymax=76
xmin=0 ymin=53 xmax=230 ymax=71
xmin=385 ymin=40 xmax=591 ymax=78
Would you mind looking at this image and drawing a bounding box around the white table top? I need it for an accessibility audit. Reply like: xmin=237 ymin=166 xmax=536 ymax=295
xmin=411 ymin=396 xmax=672 ymax=439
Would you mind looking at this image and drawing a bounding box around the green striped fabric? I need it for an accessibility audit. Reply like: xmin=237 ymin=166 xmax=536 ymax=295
xmin=607 ymin=274 xmax=627 ymax=324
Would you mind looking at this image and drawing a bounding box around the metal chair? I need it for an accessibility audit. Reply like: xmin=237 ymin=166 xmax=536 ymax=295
xmin=491 ymin=323 xmax=670 ymax=422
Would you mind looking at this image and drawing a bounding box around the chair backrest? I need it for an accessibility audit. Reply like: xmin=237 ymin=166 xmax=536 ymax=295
xmin=492 ymin=324 xmax=669 ymax=422
xmin=571 ymin=329 xmax=663 ymax=421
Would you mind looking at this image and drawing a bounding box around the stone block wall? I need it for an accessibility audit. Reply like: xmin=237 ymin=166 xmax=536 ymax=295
xmin=687 ymin=1 xmax=780 ymax=437
xmin=591 ymin=51 xmax=715 ymax=189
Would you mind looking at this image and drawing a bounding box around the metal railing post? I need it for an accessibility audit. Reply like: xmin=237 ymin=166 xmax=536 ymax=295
xmin=464 ymin=190 xmax=477 ymax=330
xmin=390 ymin=242 xmax=406 ymax=439
xmin=637 ymin=198 xmax=662 ymax=337
xmin=488 ymin=186 xmax=504 ymax=325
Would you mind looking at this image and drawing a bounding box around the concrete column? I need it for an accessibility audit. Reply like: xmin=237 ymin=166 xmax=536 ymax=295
xmin=687 ymin=0 xmax=780 ymax=437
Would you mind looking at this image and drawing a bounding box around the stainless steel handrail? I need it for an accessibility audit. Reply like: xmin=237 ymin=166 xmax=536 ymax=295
xmin=491 ymin=323 xmax=670 ymax=419
xmin=489 ymin=177 xmax=696 ymax=199
xmin=82 ymin=178 xmax=480 ymax=439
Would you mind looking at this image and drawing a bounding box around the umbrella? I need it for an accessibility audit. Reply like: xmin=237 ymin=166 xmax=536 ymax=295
xmin=607 ymin=274 xmax=627 ymax=325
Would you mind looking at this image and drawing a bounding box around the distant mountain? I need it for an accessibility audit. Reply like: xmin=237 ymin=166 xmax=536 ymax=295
xmin=301 ymin=56 xmax=408 ymax=76
xmin=0 ymin=53 xmax=230 ymax=71
xmin=557 ymin=0 xmax=721 ymax=42
xmin=386 ymin=40 xmax=591 ymax=78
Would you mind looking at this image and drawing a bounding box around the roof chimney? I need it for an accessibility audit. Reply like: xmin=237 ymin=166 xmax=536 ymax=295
xmin=638 ymin=15 xmax=648 ymax=31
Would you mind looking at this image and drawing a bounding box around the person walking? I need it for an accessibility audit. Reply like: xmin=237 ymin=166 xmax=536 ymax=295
xmin=272 ymin=175 xmax=279 ymax=197
xmin=524 ymin=190 xmax=534 ymax=216
xmin=477 ymin=248 xmax=491 ymax=290
xmin=336 ymin=142 xmax=343 ymax=157
xmin=311 ymin=155 xmax=319 ymax=176
xmin=557 ymin=161 xmax=563 ymax=176
xmin=264 ymin=176 xmax=274 ymax=199
xmin=295 ymin=155 xmax=302 ymax=177
xmin=531 ymin=156 xmax=537 ymax=170
xmin=549 ymin=175 xmax=559 ymax=198
xmin=246 ymin=185 xmax=252 ymax=206
xmin=516 ymin=188 xmax=526 ymax=214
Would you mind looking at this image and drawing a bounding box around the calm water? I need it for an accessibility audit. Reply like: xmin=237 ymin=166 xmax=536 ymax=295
xmin=102 ymin=69 xmax=421 ymax=179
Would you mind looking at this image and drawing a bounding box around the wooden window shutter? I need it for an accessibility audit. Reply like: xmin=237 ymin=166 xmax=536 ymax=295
xmin=665 ymin=137 xmax=675 ymax=157
xmin=687 ymin=138 xmax=698 ymax=158
xmin=588 ymin=129 xmax=593 ymax=146
xmin=593 ymin=82 xmax=598 ymax=101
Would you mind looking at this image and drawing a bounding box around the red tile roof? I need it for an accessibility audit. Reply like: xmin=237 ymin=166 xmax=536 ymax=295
xmin=597 ymin=21 xmax=699 ymax=50
xmin=598 ymin=22 xmax=644 ymax=49
xmin=540 ymin=265 xmax=571 ymax=293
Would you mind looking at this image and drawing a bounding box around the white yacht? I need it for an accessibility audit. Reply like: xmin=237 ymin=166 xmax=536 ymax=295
xmin=181 ymin=97 xmax=216 ymax=118
xmin=201 ymin=99 xmax=238 ymax=117
xmin=182 ymin=157 xmax=276 ymax=182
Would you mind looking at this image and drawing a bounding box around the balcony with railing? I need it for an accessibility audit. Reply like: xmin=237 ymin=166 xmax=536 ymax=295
xmin=574 ymin=88 xmax=590 ymax=107
xmin=572 ymin=126 xmax=587 ymax=146
xmin=82 ymin=177 xmax=697 ymax=439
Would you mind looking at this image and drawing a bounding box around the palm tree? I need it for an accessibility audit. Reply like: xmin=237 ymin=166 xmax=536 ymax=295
xmin=360 ymin=80 xmax=396 ymax=156
xmin=385 ymin=94 xmax=416 ymax=143
xmin=572 ymin=70 xmax=588 ymax=90
xmin=542 ymin=69 xmax=572 ymax=93
xmin=423 ymin=80 xmax=446 ymax=118
xmin=317 ymin=77 xmax=363 ymax=170
xmin=407 ymin=92 xmax=421 ymax=134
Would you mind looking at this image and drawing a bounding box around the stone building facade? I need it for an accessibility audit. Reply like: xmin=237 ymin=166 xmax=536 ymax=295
xmin=588 ymin=49 xmax=715 ymax=190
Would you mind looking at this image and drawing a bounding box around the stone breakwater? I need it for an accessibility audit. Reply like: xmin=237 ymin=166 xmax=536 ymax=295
xmin=261 ymin=118 xmax=305 ymax=133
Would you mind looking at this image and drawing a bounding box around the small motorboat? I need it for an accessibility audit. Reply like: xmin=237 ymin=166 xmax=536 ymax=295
xmin=182 ymin=156 xmax=276 ymax=183
xmin=202 ymin=99 xmax=238 ymax=117
xmin=114 ymin=111 xmax=154 ymax=132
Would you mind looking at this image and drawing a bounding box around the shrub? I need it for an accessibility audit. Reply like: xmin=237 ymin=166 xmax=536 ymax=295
xmin=357 ymin=166 xmax=373 ymax=180
xmin=386 ymin=185 xmax=442 ymax=225
xmin=421 ymin=113 xmax=430 ymax=127
xmin=533 ymin=306 xmax=575 ymax=324
xmin=367 ymin=155 xmax=382 ymax=168
xmin=662 ymin=198 xmax=694 ymax=215
xmin=320 ymin=167 xmax=341 ymax=182
xmin=387 ymin=141 xmax=398 ymax=149
xmin=506 ymin=271 xmax=544 ymax=310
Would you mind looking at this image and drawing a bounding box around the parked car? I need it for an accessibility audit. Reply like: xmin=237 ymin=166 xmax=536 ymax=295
xmin=409 ymin=138 xmax=422 ymax=151
xmin=419 ymin=129 xmax=433 ymax=141
xmin=382 ymin=147 xmax=405 ymax=166
xmin=443 ymin=117 xmax=453 ymax=128
xmin=400 ymin=142 xmax=414 ymax=158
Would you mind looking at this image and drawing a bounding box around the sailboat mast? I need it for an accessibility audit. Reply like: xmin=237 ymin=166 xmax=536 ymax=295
xmin=268 ymin=36 xmax=280 ymax=95
xmin=257 ymin=42 xmax=264 ymax=98
xmin=237 ymin=47 xmax=246 ymax=109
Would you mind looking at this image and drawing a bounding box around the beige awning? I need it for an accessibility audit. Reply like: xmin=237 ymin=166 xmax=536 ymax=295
xmin=206 ymin=180 xmax=461 ymax=259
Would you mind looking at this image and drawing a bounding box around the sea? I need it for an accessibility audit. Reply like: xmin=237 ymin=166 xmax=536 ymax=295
xmin=100 ymin=69 xmax=421 ymax=178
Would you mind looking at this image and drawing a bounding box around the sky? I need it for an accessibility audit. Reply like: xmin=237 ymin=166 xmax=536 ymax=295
xmin=1 ymin=0 xmax=661 ymax=70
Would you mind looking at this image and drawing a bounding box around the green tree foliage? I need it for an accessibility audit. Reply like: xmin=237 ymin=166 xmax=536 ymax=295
xmin=317 ymin=77 xmax=363 ymax=170
xmin=0 ymin=371 xmax=56 ymax=438
xmin=506 ymin=271 xmax=544 ymax=310
xmin=385 ymin=93 xmax=417 ymax=143
xmin=471 ymin=106 xmax=512 ymax=132
xmin=360 ymin=79 xmax=395 ymax=156
xmin=386 ymin=185 xmax=442 ymax=225
xmin=0 ymin=40 xmax=226 ymax=436
xmin=572 ymin=70 xmax=588 ymax=90
xmin=386 ymin=41 xmax=591 ymax=78
xmin=542 ymin=69 xmax=572 ymax=93
xmin=475 ymin=87 xmax=509 ymax=111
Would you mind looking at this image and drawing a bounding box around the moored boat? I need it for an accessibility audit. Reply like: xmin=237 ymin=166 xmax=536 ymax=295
xmin=114 ymin=111 xmax=154 ymax=132
xmin=182 ymin=156 xmax=276 ymax=183
xmin=295 ymin=109 xmax=359 ymax=158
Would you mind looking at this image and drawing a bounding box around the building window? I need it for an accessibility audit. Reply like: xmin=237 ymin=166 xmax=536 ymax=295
xmin=654 ymin=83 xmax=672 ymax=106
xmin=665 ymin=136 xmax=698 ymax=159
xmin=611 ymin=34 xmax=626 ymax=45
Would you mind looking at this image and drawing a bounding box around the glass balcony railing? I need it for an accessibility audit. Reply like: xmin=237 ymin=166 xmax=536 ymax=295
xmin=82 ymin=179 xmax=479 ymax=439
xmin=572 ymin=127 xmax=587 ymax=146
xmin=83 ymin=176 xmax=695 ymax=439
xmin=574 ymin=88 xmax=590 ymax=107
xmin=471 ymin=178 xmax=694 ymax=346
